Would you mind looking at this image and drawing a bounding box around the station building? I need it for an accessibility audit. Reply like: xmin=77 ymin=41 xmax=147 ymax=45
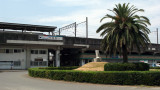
xmin=0 ymin=22 xmax=160 ymax=69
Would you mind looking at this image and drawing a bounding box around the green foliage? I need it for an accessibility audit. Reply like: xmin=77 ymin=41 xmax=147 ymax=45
xmin=96 ymin=3 xmax=151 ymax=63
xmin=39 ymin=66 xmax=79 ymax=70
xmin=104 ymin=63 xmax=149 ymax=71
xmin=28 ymin=68 xmax=160 ymax=86
xmin=134 ymin=63 xmax=150 ymax=71
xmin=150 ymin=67 xmax=160 ymax=69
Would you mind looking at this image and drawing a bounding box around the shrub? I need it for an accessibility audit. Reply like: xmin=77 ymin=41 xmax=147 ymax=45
xmin=28 ymin=68 xmax=160 ymax=86
xmin=104 ymin=63 xmax=149 ymax=71
xmin=150 ymin=67 xmax=160 ymax=69
xmin=134 ymin=63 xmax=149 ymax=71
xmin=39 ymin=66 xmax=79 ymax=70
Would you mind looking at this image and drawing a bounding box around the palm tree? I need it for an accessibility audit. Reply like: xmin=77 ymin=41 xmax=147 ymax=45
xmin=96 ymin=3 xmax=151 ymax=63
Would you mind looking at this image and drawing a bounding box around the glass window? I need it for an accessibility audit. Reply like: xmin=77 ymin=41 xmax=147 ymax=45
xmin=13 ymin=61 xmax=21 ymax=66
xmin=35 ymin=50 xmax=38 ymax=54
xmin=0 ymin=49 xmax=5 ymax=53
xmin=6 ymin=49 xmax=9 ymax=53
xmin=31 ymin=50 xmax=34 ymax=54
xmin=39 ymin=50 xmax=46 ymax=54
xmin=31 ymin=50 xmax=38 ymax=54
xmin=6 ymin=49 xmax=13 ymax=53
xmin=14 ymin=49 xmax=21 ymax=53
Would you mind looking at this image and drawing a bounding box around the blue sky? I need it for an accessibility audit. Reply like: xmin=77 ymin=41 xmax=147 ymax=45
xmin=0 ymin=0 xmax=160 ymax=43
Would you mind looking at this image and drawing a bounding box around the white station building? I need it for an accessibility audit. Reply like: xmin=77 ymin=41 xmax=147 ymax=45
xmin=0 ymin=22 xmax=101 ymax=69
xmin=1 ymin=22 xmax=160 ymax=69
xmin=0 ymin=22 xmax=58 ymax=69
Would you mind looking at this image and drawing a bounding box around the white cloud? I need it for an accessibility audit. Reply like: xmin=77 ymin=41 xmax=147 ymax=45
xmin=46 ymin=0 xmax=104 ymax=7
xmin=33 ymin=8 xmax=108 ymax=38
xmin=37 ymin=16 xmax=72 ymax=23
xmin=33 ymin=0 xmax=160 ymax=40
xmin=150 ymin=17 xmax=160 ymax=28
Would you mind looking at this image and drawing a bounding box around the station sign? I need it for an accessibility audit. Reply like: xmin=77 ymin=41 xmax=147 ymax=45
xmin=39 ymin=35 xmax=63 ymax=40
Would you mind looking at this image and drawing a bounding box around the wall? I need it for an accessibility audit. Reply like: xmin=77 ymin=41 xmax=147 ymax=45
xmin=30 ymin=49 xmax=48 ymax=61
xmin=0 ymin=48 xmax=26 ymax=69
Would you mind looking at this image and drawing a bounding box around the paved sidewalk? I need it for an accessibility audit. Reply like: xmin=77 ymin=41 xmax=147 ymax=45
xmin=0 ymin=70 xmax=160 ymax=90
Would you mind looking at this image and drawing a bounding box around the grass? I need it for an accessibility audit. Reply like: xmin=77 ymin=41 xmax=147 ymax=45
xmin=75 ymin=62 xmax=108 ymax=71
xmin=150 ymin=69 xmax=160 ymax=71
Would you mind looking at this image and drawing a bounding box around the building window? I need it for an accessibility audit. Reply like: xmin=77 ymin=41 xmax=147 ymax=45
xmin=0 ymin=49 xmax=5 ymax=53
xmin=6 ymin=49 xmax=13 ymax=53
xmin=31 ymin=50 xmax=38 ymax=54
xmin=0 ymin=49 xmax=24 ymax=53
xmin=22 ymin=49 xmax=24 ymax=52
xmin=13 ymin=61 xmax=21 ymax=66
xmin=14 ymin=49 xmax=21 ymax=53
xmin=31 ymin=49 xmax=47 ymax=54
xmin=39 ymin=50 xmax=46 ymax=54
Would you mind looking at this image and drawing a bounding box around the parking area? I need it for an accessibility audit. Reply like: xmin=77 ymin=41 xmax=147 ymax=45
xmin=0 ymin=70 xmax=160 ymax=90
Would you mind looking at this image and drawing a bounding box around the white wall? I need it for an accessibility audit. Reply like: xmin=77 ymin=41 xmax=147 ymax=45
xmin=0 ymin=48 xmax=26 ymax=69
xmin=30 ymin=49 xmax=48 ymax=61
xmin=0 ymin=48 xmax=48 ymax=69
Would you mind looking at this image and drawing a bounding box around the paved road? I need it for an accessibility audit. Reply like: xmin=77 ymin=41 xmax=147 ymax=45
xmin=0 ymin=70 xmax=160 ymax=90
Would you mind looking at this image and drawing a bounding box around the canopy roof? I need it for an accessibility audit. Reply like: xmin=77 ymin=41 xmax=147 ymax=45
xmin=0 ymin=22 xmax=57 ymax=32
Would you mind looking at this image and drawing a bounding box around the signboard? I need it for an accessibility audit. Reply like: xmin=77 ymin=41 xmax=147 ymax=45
xmin=39 ymin=35 xmax=63 ymax=40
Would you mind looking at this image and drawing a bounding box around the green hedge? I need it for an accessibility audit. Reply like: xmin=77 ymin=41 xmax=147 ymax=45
xmin=29 ymin=68 xmax=160 ymax=86
xmin=39 ymin=66 xmax=79 ymax=70
xmin=104 ymin=63 xmax=149 ymax=71
xmin=150 ymin=67 xmax=160 ymax=69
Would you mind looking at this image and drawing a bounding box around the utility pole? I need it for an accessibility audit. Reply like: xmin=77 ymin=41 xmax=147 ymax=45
xmin=75 ymin=22 xmax=76 ymax=37
xmin=157 ymin=28 xmax=159 ymax=52
xmin=59 ymin=28 xmax=60 ymax=35
xmin=86 ymin=17 xmax=88 ymax=38
xmin=157 ymin=28 xmax=158 ymax=44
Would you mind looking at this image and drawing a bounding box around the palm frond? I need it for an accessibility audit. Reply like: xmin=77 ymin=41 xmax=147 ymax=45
xmin=96 ymin=3 xmax=151 ymax=62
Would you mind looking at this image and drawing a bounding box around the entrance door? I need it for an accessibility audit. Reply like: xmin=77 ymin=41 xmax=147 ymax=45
xmin=60 ymin=48 xmax=81 ymax=66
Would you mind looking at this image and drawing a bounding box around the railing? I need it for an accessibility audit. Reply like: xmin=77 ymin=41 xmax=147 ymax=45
xmin=30 ymin=61 xmax=48 ymax=67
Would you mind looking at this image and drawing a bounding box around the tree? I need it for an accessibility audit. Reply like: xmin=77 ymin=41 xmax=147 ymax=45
xmin=96 ymin=3 xmax=151 ymax=63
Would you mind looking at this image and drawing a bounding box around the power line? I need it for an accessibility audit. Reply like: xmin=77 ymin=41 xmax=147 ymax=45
xmin=58 ymin=17 xmax=88 ymax=38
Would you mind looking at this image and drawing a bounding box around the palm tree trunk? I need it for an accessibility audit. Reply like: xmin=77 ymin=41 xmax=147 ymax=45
xmin=122 ymin=45 xmax=128 ymax=63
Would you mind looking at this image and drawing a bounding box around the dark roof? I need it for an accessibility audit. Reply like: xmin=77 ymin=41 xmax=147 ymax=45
xmin=0 ymin=22 xmax=57 ymax=32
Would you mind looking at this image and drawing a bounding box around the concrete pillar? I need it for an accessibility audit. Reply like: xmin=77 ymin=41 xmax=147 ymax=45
xmin=80 ymin=49 xmax=86 ymax=66
xmin=26 ymin=48 xmax=31 ymax=69
xmin=55 ymin=49 xmax=60 ymax=67
xmin=52 ymin=53 xmax=55 ymax=67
